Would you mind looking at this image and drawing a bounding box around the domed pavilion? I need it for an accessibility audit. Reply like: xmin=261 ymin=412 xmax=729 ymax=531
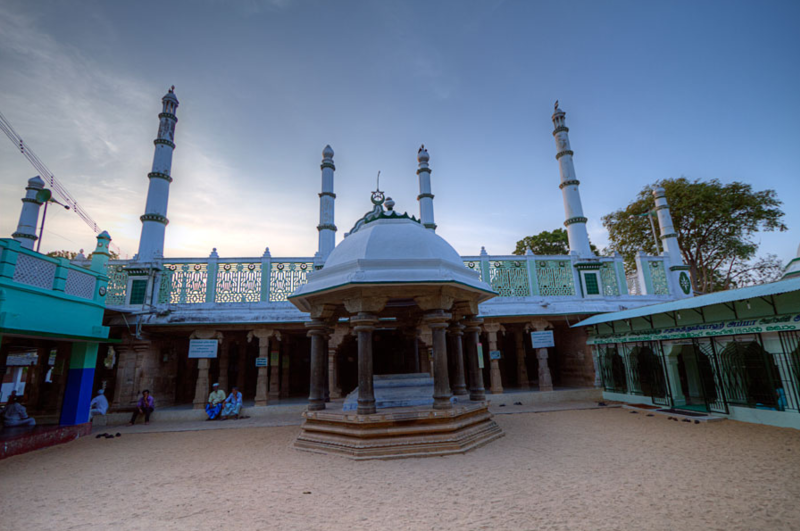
xmin=289 ymin=192 xmax=504 ymax=459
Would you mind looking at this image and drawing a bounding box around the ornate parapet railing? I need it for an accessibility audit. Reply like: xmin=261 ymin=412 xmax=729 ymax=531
xmin=105 ymin=250 xmax=675 ymax=308
xmin=0 ymin=238 xmax=106 ymax=304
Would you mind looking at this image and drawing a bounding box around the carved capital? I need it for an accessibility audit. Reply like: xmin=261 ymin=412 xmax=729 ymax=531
xmin=247 ymin=329 xmax=280 ymax=343
xmin=423 ymin=309 xmax=452 ymax=329
xmin=414 ymin=293 xmax=455 ymax=311
xmin=343 ymin=296 xmax=387 ymax=314
xmin=309 ymin=303 xmax=338 ymax=320
xmin=483 ymin=322 xmax=503 ymax=334
xmin=189 ymin=329 xmax=223 ymax=342
xmin=528 ymin=318 xmax=551 ymax=332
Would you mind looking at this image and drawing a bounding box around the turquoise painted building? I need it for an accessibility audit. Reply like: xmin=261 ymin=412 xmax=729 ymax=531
xmin=0 ymin=233 xmax=112 ymax=426
xmin=576 ymin=270 xmax=800 ymax=429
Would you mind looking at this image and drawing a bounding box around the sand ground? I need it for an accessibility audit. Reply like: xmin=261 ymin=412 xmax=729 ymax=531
xmin=1 ymin=408 xmax=798 ymax=531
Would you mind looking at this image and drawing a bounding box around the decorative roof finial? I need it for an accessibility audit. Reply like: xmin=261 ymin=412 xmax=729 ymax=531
xmin=554 ymin=100 xmax=559 ymax=110
xmin=170 ymin=85 xmax=175 ymax=93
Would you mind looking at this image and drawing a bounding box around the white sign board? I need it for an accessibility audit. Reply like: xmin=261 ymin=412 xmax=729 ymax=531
xmin=188 ymin=339 xmax=218 ymax=359
xmin=477 ymin=344 xmax=485 ymax=369
xmin=530 ymin=331 xmax=555 ymax=349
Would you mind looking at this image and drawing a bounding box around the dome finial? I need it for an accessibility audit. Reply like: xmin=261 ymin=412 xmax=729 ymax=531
xmin=322 ymin=144 xmax=334 ymax=159
xmin=417 ymin=144 xmax=429 ymax=163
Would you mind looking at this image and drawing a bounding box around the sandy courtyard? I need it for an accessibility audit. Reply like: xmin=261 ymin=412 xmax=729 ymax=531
xmin=1 ymin=408 xmax=799 ymax=531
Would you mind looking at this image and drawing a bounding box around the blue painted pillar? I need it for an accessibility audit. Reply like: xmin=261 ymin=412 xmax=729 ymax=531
xmin=60 ymin=342 xmax=98 ymax=426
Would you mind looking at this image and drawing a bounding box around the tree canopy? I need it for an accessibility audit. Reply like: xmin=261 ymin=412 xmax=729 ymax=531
xmin=602 ymin=177 xmax=787 ymax=293
xmin=513 ymin=228 xmax=598 ymax=256
xmin=47 ymin=249 xmax=119 ymax=261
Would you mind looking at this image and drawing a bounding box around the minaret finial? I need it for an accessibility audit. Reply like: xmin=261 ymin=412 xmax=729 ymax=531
xmin=317 ymin=145 xmax=337 ymax=262
xmin=554 ymin=100 xmax=559 ymax=110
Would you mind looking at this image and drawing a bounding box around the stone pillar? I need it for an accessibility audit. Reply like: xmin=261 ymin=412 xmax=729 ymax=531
xmin=189 ymin=330 xmax=221 ymax=409
xmin=351 ymin=313 xmax=378 ymax=415
xmin=328 ymin=327 xmax=346 ymax=399
xmin=217 ymin=337 xmax=229 ymax=391
xmin=193 ymin=359 xmax=210 ymax=410
xmin=112 ymin=344 xmax=138 ymax=409
xmin=248 ymin=329 xmax=274 ymax=407
xmin=448 ymin=322 xmax=468 ymax=396
xmin=280 ymin=337 xmax=290 ymax=398
xmin=514 ymin=328 xmax=530 ymax=389
xmin=269 ymin=335 xmax=282 ymax=401
xmin=426 ymin=310 xmax=453 ymax=409
xmin=484 ymin=322 xmax=504 ymax=394
xmin=306 ymin=319 xmax=328 ymax=411
xmin=463 ymin=316 xmax=486 ymax=401
xmin=236 ymin=340 xmax=246 ymax=391
xmin=418 ymin=327 xmax=433 ymax=376
xmin=530 ymin=320 xmax=554 ymax=392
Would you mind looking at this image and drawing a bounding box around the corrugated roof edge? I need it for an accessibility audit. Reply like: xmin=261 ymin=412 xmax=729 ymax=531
xmin=572 ymin=276 xmax=800 ymax=328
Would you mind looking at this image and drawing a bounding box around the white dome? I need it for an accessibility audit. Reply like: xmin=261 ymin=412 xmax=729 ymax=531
xmin=290 ymin=216 xmax=494 ymax=299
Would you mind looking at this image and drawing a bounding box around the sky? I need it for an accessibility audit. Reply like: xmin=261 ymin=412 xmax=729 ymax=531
xmin=1 ymin=0 xmax=798 ymax=264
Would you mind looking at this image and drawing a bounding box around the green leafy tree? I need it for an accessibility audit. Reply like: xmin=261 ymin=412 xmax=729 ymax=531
xmin=513 ymin=228 xmax=598 ymax=255
xmin=47 ymin=249 xmax=119 ymax=261
xmin=602 ymin=178 xmax=787 ymax=293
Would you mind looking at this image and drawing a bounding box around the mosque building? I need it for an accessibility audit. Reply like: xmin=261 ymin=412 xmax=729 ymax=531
xmin=3 ymin=88 xmax=722 ymax=437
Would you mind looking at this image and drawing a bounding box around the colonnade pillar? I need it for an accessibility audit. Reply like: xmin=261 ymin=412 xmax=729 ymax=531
xmin=418 ymin=327 xmax=433 ymax=376
xmin=351 ymin=313 xmax=378 ymax=415
xmin=425 ymin=310 xmax=453 ymax=410
xmin=190 ymin=330 xmax=222 ymax=410
xmin=463 ymin=316 xmax=486 ymax=401
xmin=514 ymin=328 xmax=530 ymax=389
xmin=328 ymin=327 xmax=346 ymax=399
xmin=530 ymin=320 xmax=554 ymax=392
xmin=484 ymin=322 xmax=504 ymax=394
xmin=306 ymin=319 xmax=328 ymax=411
xmin=248 ymin=329 xmax=275 ymax=407
xmin=193 ymin=359 xmax=210 ymax=410
xmin=217 ymin=338 xmax=230 ymax=391
xmin=448 ymin=321 xmax=468 ymax=396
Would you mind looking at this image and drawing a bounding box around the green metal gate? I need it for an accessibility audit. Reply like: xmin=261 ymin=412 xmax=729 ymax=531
xmin=690 ymin=339 xmax=729 ymax=414
xmin=636 ymin=341 xmax=670 ymax=407
xmin=778 ymin=331 xmax=800 ymax=412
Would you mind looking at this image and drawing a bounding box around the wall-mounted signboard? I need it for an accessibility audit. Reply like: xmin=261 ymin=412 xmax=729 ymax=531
xmin=188 ymin=339 xmax=218 ymax=359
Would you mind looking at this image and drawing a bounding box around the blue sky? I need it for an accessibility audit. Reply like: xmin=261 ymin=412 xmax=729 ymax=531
xmin=1 ymin=0 xmax=798 ymax=263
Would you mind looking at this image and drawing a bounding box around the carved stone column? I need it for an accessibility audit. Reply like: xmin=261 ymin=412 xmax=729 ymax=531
xmin=190 ymin=330 xmax=222 ymax=410
xmin=530 ymin=319 xmax=554 ymax=392
xmin=351 ymin=313 xmax=378 ymax=415
xmin=463 ymin=316 xmax=486 ymax=401
xmin=447 ymin=321 xmax=468 ymax=396
xmin=193 ymin=358 xmax=210 ymax=410
xmin=306 ymin=319 xmax=328 ymax=411
xmin=112 ymin=342 xmax=143 ymax=409
xmin=236 ymin=339 xmax=246 ymax=391
xmin=248 ymin=329 xmax=275 ymax=407
xmin=418 ymin=326 xmax=433 ymax=376
xmin=269 ymin=335 xmax=282 ymax=400
xmin=217 ymin=337 xmax=229 ymax=391
xmin=425 ymin=310 xmax=453 ymax=409
xmin=328 ymin=326 xmax=347 ymax=399
xmin=484 ymin=322 xmax=504 ymax=394
xmin=280 ymin=336 xmax=290 ymax=398
xmin=514 ymin=328 xmax=530 ymax=389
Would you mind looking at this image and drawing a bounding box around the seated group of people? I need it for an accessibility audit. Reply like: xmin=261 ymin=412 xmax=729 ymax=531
xmin=1 ymin=393 xmax=36 ymax=428
xmin=205 ymin=383 xmax=243 ymax=420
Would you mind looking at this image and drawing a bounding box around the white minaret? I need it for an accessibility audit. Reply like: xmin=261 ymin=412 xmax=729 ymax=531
xmin=417 ymin=145 xmax=436 ymax=231
xmin=317 ymin=145 xmax=337 ymax=262
xmin=12 ymin=176 xmax=45 ymax=250
xmin=552 ymin=102 xmax=593 ymax=257
xmin=653 ymin=186 xmax=692 ymax=297
xmin=137 ymin=86 xmax=179 ymax=262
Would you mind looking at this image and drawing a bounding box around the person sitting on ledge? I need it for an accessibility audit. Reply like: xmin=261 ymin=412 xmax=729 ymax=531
xmin=205 ymin=383 xmax=226 ymax=421
xmin=129 ymin=390 xmax=155 ymax=426
xmin=90 ymin=389 xmax=109 ymax=420
xmin=220 ymin=386 xmax=242 ymax=420
xmin=3 ymin=395 xmax=36 ymax=428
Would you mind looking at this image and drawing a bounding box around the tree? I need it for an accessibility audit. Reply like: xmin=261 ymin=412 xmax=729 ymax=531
xmin=513 ymin=228 xmax=598 ymax=255
xmin=602 ymin=178 xmax=787 ymax=293
xmin=47 ymin=249 xmax=119 ymax=261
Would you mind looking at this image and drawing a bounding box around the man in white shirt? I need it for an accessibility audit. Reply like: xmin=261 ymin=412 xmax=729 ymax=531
xmin=89 ymin=389 xmax=109 ymax=419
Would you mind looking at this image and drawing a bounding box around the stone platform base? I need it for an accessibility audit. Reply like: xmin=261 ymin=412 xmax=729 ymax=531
xmin=294 ymin=402 xmax=503 ymax=460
